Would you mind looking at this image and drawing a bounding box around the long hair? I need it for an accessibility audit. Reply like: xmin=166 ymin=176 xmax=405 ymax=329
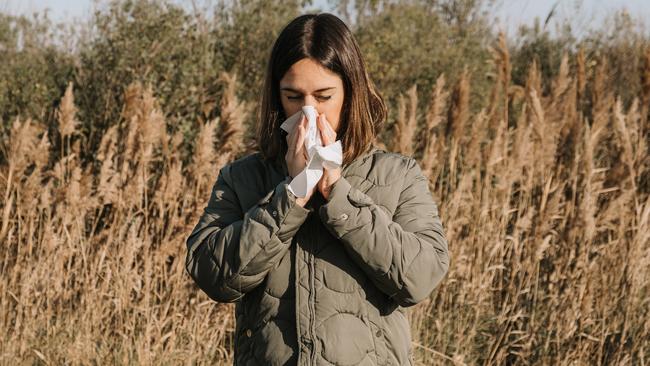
xmin=256 ymin=13 xmax=387 ymax=167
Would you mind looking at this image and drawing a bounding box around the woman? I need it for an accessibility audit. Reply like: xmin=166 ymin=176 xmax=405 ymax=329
xmin=185 ymin=12 xmax=449 ymax=366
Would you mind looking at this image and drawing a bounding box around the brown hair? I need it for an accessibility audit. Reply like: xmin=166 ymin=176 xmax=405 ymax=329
xmin=255 ymin=13 xmax=387 ymax=167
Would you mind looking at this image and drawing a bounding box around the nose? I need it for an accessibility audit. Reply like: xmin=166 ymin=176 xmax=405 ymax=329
xmin=303 ymin=95 xmax=319 ymax=107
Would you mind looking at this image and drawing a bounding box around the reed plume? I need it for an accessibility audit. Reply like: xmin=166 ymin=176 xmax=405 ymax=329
xmin=1 ymin=43 xmax=648 ymax=364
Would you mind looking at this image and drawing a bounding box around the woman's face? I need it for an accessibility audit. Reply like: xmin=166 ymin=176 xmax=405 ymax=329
xmin=279 ymin=58 xmax=345 ymax=134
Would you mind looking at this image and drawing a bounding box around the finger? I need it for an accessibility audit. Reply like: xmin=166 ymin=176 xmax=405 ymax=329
xmin=300 ymin=116 xmax=312 ymax=161
xmin=294 ymin=118 xmax=307 ymax=156
xmin=322 ymin=114 xmax=336 ymax=140
xmin=286 ymin=116 xmax=298 ymax=147
xmin=287 ymin=131 xmax=298 ymax=155
xmin=317 ymin=117 xmax=328 ymax=145
xmin=301 ymin=112 xmax=309 ymax=131
xmin=289 ymin=115 xmax=305 ymax=148
xmin=318 ymin=114 xmax=335 ymax=145
xmin=316 ymin=115 xmax=325 ymax=142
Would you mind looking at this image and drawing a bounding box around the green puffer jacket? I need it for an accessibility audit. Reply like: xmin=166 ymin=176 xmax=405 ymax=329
xmin=185 ymin=145 xmax=449 ymax=365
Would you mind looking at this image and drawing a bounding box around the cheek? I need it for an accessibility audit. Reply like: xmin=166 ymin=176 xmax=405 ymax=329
xmin=328 ymin=97 xmax=344 ymax=132
xmin=323 ymin=112 xmax=340 ymax=133
xmin=280 ymin=99 xmax=299 ymax=119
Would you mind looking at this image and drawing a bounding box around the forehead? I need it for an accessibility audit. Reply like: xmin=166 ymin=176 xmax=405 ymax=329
xmin=280 ymin=58 xmax=342 ymax=91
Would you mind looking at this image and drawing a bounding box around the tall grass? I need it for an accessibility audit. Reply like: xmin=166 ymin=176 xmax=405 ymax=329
xmin=1 ymin=37 xmax=648 ymax=364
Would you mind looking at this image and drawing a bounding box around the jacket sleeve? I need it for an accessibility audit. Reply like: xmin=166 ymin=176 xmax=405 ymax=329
xmin=318 ymin=157 xmax=449 ymax=307
xmin=185 ymin=162 xmax=310 ymax=303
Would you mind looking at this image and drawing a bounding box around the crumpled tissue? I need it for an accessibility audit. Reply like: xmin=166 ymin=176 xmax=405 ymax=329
xmin=280 ymin=105 xmax=342 ymax=198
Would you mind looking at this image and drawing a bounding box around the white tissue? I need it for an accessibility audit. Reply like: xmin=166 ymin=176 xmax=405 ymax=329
xmin=280 ymin=105 xmax=343 ymax=198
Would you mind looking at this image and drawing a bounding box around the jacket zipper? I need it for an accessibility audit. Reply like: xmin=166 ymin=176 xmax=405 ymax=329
xmin=308 ymin=215 xmax=317 ymax=365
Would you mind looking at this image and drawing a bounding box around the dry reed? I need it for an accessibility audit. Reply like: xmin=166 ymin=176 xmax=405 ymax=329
xmin=0 ymin=45 xmax=648 ymax=365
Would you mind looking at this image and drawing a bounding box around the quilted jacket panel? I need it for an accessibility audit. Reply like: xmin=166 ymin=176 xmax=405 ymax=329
xmin=185 ymin=146 xmax=450 ymax=365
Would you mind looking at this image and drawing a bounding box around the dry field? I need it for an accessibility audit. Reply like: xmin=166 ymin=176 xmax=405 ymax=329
xmin=1 ymin=36 xmax=648 ymax=365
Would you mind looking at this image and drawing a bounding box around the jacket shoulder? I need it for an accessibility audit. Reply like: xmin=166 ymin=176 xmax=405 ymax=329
xmin=363 ymin=149 xmax=416 ymax=187
xmin=224 ymin=151 xmax=265 ymax=170
xmin=219 ymin=151 xmax=268 ymax=191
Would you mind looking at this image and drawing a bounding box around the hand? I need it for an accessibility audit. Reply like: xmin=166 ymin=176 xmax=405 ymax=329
xmin=285 ymin=112 xmax=316 ymax=206
xmin=316 ymin=113 xmax=341 ymax=201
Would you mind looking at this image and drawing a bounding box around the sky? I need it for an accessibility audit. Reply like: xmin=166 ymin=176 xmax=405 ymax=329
xmin=2 ymin=0 xmax=649 ymax=38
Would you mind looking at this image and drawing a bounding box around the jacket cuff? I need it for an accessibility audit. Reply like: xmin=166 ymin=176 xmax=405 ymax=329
xmin=318 ymin=176 xmax=373 ymax=237
xmin=266 ymin=176 xmax=311 ymax=242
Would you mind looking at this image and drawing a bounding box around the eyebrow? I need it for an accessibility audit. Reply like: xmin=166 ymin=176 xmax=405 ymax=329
xmin=280 ymin=87 xmax=336 ymax=93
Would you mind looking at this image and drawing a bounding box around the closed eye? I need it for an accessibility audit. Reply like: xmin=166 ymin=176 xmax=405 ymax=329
xmin=288 ymin=96 xmax=332 ymax=100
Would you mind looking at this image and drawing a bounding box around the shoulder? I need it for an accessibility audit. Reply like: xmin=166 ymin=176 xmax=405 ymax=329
xmin=360 ymin=148 xmax=419 ymax=186
xmin=218 ymin=151 xmax=267 ymax=187
xmin=371 ymin=148 xmax=416 ymax=169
